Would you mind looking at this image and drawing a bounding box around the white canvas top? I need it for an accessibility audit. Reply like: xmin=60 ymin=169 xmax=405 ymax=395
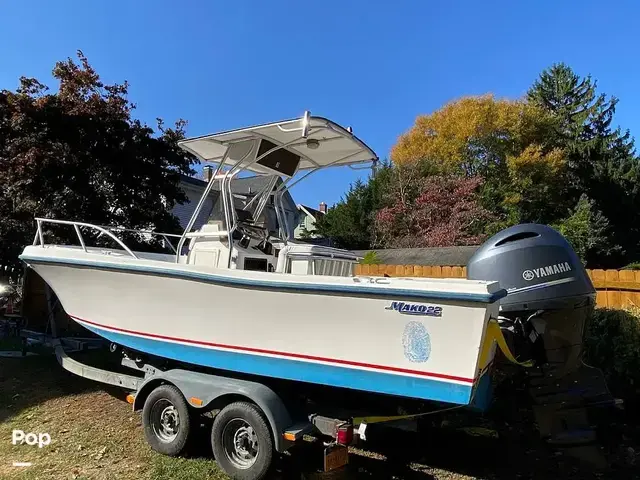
xmin=178 ymin=114 xmax=378 ymax=175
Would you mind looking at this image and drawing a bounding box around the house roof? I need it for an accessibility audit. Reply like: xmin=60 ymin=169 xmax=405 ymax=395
xmin=350 ymin=246 xmax=480 ymax=267
xmin=297 ymin=204 xmax=324 ymax=221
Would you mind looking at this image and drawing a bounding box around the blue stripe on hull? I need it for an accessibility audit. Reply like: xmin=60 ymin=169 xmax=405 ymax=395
xmin=82 ymin=324 xmax=473 ymax=405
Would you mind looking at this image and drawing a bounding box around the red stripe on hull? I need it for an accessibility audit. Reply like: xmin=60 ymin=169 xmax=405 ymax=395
xmin=70 ymin=315 xmax=475 ymax=384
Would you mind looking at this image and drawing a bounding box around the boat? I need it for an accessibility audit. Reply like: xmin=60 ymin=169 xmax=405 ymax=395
xmin=18 ymin=112 xmax=606 ymax=412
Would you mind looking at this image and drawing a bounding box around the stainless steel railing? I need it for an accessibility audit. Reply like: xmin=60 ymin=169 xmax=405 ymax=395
xmin=33 ymin=218 xmax=182 ymax=259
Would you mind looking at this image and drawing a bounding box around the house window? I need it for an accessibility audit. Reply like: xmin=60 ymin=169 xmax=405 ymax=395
xmin=298 ymin=215 xmax=306 ymax=227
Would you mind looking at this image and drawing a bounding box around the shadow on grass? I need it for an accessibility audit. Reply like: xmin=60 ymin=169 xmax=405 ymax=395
xmin=177 ymin=421 xmax=440 ymax=480
xmin=163 ymin=400 xmax=609 ymax=480
xmin=1 ymin=346 xmax=637 ymax=480
xmin=0 ymin=348 xmax=128 ymax=424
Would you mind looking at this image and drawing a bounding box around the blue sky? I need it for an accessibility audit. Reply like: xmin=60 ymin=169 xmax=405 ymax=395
xmin=1 ymin=0 xmax=638 ymax=209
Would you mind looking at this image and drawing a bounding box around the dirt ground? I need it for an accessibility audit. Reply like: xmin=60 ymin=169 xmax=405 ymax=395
xmin=1 ymin=352 xmax=639 ymax=480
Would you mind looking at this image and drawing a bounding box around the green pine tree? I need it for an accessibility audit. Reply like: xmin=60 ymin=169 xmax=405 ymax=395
xmin=528 ymin=63 xmax=640 ymax=266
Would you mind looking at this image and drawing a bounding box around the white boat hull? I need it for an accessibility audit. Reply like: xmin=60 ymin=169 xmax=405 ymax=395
xmin=20 ymin=245 xmax=503 ymax=406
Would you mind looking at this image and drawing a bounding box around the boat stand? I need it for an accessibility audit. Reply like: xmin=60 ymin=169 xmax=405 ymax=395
xmin=16 ymin=277 xmax=105 ymax=356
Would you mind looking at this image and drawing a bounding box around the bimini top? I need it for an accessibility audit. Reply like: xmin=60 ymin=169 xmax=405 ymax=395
xmin=178 ymin=112 xmax=378 ymax=177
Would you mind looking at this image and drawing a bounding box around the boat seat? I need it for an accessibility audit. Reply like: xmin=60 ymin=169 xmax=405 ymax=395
xmin=275 ymin=243 xmax=359 ymax=276
xmin=188 ymin=221 xmax=226 ymax=246
xmin=187 ymin=220 xmax=228 ymax=251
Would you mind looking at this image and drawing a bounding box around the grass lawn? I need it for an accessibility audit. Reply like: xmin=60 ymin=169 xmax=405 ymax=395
xmin=0 ymin=351 xmax=229 ymax=480
xmin=1 ymin=348 xmax=638 ymax=479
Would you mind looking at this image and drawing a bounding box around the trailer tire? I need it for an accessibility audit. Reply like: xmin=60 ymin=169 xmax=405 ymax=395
xmin=211 ymin=401 xmax=273 ymax=480
xmin=142 ymin=384 xmax=191 ymax=457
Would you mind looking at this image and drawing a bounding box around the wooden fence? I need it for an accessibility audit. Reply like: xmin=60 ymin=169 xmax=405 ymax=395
xmin=353 ymin=264 xmax=640 ymax=310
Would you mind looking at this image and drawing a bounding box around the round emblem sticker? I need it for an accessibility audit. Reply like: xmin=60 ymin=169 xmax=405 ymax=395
xmin=402 ymin=321 xmax=431 ymax=363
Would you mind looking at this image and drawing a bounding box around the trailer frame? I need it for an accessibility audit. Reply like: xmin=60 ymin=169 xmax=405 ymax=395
xmin=52 ymin=339 xmax=363 ymax=478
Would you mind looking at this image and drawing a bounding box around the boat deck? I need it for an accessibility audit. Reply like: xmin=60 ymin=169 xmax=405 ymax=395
xmin=22 ymin=244 xmax=506 ymax=304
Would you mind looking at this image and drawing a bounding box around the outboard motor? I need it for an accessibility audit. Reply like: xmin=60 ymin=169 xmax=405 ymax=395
xmin=467 ymin=223 xmax=596 ymax=374
xmin=468 ymin=224 xmax=615 ymax=464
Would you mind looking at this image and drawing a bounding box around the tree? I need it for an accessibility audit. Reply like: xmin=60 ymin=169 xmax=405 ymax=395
xmin=528 ymin=63 xmax=639 ymax=265
xmin=553 ymin=194 xmax=614 ymax=264
xmin=360 ymin=251 xmax=381 ymax=265
xmin=527 ymin=63 xmax=618 ymax=144
xmin=389 ymin=95 xmax=571 ymax=234
xmin=499 ymin=144 xmax=567 ymax=228
xmin=390 ymin=95 xmax=557 ymax=174
xmin=374 ymin=168 xmax=494 ymax=248
xmin=0 ymin=51 xmax=196 ymax=268
xmin=296 ymin=225 xmax=316 ymax=241
xmin=313 ymin=161 xmax=392 ymax=249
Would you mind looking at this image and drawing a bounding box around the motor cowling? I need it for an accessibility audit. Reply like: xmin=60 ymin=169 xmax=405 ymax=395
xmin=467 ymin=224 xmax=596 ymax=374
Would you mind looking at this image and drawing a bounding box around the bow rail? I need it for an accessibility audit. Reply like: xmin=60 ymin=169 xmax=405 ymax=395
xmin=33 ymin=218 xmax=182 ymax=259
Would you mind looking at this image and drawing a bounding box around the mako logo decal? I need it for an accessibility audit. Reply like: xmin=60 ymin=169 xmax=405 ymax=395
xmin=385 ymin=302 xmax=442 ymax=317
xmin=522 ymin=262 xmax=572 ymax=281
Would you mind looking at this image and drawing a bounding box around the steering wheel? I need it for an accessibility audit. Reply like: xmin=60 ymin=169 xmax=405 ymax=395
xmin=237 ymin=222 xmax=269 ymax=243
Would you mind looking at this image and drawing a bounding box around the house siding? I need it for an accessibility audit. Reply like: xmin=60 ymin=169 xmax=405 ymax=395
xmin=172 ymin=184 xmax=216 ymax=231
xmin=294 ymin=213 xmax=317 ymax=238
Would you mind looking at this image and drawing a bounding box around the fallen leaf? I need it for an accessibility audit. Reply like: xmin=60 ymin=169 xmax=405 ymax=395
xmin=94 ymin=446 xmax=108 ymax=460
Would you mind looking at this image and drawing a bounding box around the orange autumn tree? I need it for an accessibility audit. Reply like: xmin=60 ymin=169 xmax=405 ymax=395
xmin=388 ymin=95 xmax=570 ymax=230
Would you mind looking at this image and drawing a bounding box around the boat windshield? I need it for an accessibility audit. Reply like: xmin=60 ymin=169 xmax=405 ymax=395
xmin=204 ymin=179 xmax=274 ymax=235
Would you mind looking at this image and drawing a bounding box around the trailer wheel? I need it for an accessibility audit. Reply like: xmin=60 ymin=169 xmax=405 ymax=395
xmin=211 ymin=401 xmax=273 ymax=480
xmin=142 ymin=384 xmax=191 ymax=456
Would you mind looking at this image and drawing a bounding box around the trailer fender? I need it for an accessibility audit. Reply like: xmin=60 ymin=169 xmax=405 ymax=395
xmin=133 ymin=369 xmax=294 ymax=452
